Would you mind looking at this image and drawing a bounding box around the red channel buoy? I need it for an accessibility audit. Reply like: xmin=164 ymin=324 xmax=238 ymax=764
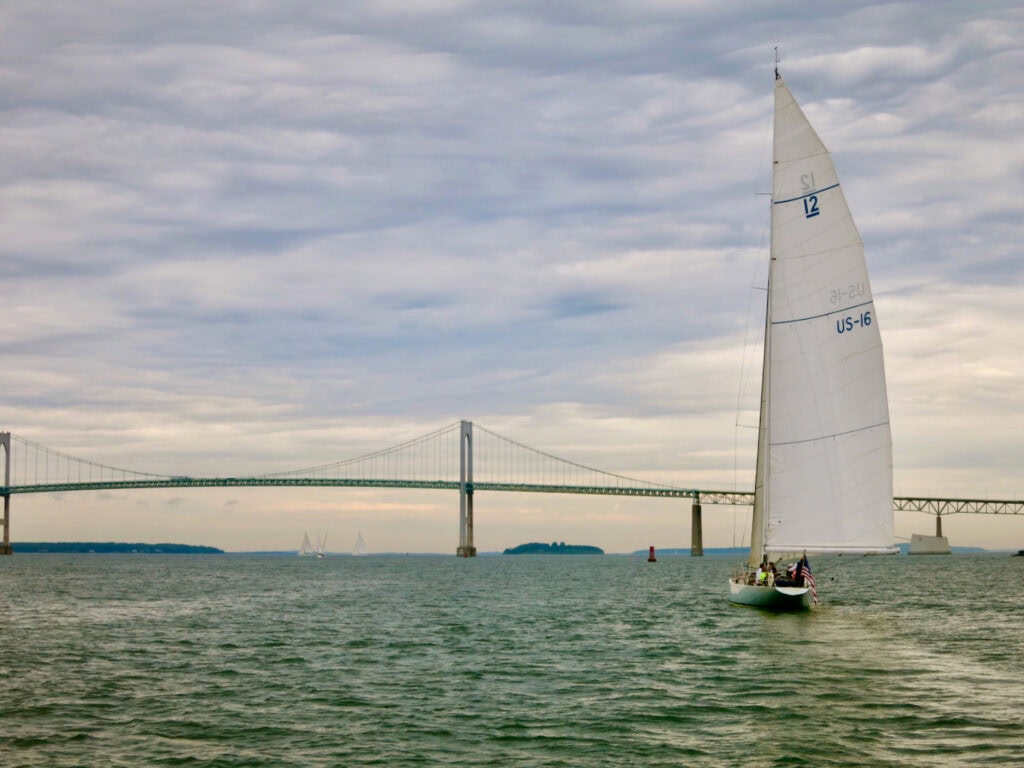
xmin=648 ymin=546 xmax=657 ymax=562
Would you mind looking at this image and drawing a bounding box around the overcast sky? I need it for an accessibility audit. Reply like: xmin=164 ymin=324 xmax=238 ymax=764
xmin=2 ymin=1 xmax=1022 ymax=553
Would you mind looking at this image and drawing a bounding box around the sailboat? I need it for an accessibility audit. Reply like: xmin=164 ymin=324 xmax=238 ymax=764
xmin=353 ymin=531 xmax=368 ymax=557
xmin=299 ymin=530 xmax=327 ymax=558
xmin=728 ymin=67 xmax=897 ymax=609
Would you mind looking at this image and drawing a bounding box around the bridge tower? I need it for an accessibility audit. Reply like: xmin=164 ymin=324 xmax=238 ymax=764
xmin=456 ymin=420 xmax=476 ymax=557
xmin=691 ymin=497 xmax=703 ymax=557
xmin=1 ymin=432 xmax=11 ymax=555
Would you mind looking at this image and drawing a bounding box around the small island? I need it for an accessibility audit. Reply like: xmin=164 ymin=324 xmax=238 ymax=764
xmin=14 ymin=542 xmax=224 ymax=554
xmin=503 ymin=542 xmax=604 ymax=555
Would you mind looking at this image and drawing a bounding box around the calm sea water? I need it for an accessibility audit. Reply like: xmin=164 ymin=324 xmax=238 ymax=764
xmin=2 ymin=553 xmax=1022 ymax=767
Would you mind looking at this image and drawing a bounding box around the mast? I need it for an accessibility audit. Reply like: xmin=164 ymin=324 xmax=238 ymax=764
xmin=748 ymin=65 xmax=777 ymax=570
xmin=749 ymin=258 xmax=771 ymax=569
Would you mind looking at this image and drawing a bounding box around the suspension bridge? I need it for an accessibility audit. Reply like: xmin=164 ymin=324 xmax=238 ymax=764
xmin=1 ymin=422 xmax=1021 ymax=556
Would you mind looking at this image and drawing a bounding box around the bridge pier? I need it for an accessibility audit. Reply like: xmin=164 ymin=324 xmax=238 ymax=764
xmin=936 ymin=512 xmax=943 ymax=539
xmin=1 ymin=433 xmax=10 ymax=555
xmin=1 ymin=495 xmax=10 ymax=555
xmin=457 ymin=420 xmax=476 ymax=557
xmin=690 ymin=501 xmax=703 ymax=557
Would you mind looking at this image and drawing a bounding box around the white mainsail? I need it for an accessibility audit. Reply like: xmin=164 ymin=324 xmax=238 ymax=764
xmin=299 ymin=530 xmax=327 ymax=557
xmin=353 ymin=531 xmax=368 ymax=556
xmin=759 ymin=76 xmax=895 ymax=557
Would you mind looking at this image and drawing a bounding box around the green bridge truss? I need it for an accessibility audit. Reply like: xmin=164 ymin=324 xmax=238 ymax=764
xmin=4 ymin=477 xmax=1022 ymax=516
xmin=1 ymin=425 xmax=1021 ymax=557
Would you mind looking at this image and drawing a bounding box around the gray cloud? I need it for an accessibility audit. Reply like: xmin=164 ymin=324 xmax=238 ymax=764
xmin=2 ymin=1 xmax=1022 ymax=550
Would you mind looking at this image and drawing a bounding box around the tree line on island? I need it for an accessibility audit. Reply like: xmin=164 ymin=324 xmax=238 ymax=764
xmin=14 ymin=542 xmax=224 ymax=554
xmin=503 ymin=542 xmax=604 ymax=555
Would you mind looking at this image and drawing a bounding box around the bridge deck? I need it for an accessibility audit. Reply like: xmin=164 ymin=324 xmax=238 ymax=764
xmin=2 ymin=479 xmax=1020 ymax=515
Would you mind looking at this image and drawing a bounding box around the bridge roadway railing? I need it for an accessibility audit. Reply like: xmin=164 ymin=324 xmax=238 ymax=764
xmin=0 ymin=478 xmax=703 ymax=497
xmin=2 ymin=478 xmax=460 ymax=494
xmin=3 ymin=425 xmax=1022 ymax=557
xmin=2 ymin=474 xmax=1021 ymax=559
xmin=4 ymin=478 xmax=1022 ymax=516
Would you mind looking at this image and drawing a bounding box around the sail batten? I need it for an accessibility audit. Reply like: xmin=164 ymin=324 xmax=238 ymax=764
xmin=770 ymin=419 xmax=891 ymax=447
xmin=771 ymin=299 xmax=874 ymax=326
xmin=767 ymin=545 xmax=899 ymax=555
xmin=773 ymin=183 xmax=840 ymax=205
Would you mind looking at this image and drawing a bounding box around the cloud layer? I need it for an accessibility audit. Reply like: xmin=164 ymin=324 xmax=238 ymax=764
xmin=2 ymin=1 xmax=1022 ymax=551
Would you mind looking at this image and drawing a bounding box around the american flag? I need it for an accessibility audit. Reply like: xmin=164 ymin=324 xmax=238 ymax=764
xmin=799 ymin=558 xmax=818 ymax=604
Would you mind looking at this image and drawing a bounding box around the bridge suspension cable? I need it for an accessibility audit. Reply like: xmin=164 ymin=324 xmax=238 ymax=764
xmin=472 ymin=425 xmax=681 ymax=492
xmin=256 ymin=421 xmax=464 ymax=483
xmin=1 ymin=425 xmax=1022 ymax=560
xmin=2 ymin=427 xmax=1021 ymax=517
xmin=6 ymin=434 xmax=172 ymax=489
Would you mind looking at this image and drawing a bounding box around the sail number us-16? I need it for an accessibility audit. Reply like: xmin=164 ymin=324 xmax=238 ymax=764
xmin=836 ymin=310 xmax=872 ymax=335
xmin=831 ymin=281 xmax=872 ymax=334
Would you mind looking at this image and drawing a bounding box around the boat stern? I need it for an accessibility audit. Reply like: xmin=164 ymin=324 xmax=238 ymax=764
xmin=728 ymin=578 xmax=812 ymax=610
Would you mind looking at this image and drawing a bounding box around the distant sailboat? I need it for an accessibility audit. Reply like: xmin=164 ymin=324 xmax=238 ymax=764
xmin=299 ymin=530 xmax=327 ymax=558
xmin=728 ymin=66 xmax=897 ymax=609
xmin=353 ymin=531 xmax=368 ymax=556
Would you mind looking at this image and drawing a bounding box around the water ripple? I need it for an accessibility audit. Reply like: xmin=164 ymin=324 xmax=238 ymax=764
xmin=2 ymin=554 xmax=1023 ymax=766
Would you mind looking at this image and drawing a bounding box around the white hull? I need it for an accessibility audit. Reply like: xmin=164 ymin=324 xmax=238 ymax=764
xmin=728 ymin=578 xmax=812 ymax=610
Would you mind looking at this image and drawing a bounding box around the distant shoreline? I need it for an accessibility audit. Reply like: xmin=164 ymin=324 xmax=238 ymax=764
xmin=503 ymin=542 xmax=603 ymax=555
xmin=9 ymin=543 xmax=1004 ymax=556
xmin=12 ymin=542 xmax=223 ymax=554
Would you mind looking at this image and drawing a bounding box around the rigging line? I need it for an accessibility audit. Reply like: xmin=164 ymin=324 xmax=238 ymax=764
xmin=733 ymin=185 xmax=772 ymax=547
xmin=753 ymin=83 xmax=774 ymax=199
xmin=733 ymin=196 xmax=772 ymax=458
